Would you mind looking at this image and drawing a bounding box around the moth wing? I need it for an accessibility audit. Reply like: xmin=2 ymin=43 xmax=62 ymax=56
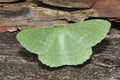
xmin=17 ymin=27 xmax=55 ymax=55
xmin=64 ymin=19 xmax=111 ymax=47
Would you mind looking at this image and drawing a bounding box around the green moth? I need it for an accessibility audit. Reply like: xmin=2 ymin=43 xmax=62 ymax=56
xmin=17 ymin=19 xmax=111 ymax=67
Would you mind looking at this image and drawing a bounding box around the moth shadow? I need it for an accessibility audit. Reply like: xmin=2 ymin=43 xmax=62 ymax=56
xmin=111 ymin=21 xmax=120 ymax=30
xmin=92 ymin=38 xmax=110 ymax=55
xmin=18 ymin=47 xmax=39 ymax=63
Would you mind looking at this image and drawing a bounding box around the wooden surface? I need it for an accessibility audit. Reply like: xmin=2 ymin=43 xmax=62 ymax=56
xmin=0 ymin=22 xmax=120 ymax=80
xmin=0 ymin=1 xmax=120 ymax=79
xmin=38 ymin=0 xmax=120 ymax=17
xmin=93 ymin=0 xmax=120 ymax=17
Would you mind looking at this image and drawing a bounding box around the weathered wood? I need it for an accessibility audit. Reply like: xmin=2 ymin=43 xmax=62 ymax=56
xmin=93 ymin=0 xmax=120 ymax=17
xmin=0 ymin=0 xmax=18 ymax=3
xmin=38 ymin=0 xmax=97 ymax=8
xmin=38 ymin=0 xmax=120 ymax=17
xmin=0 ymin=6 xmax=97 ymax=32
xmin=0 ymin=24 xmax=120 ymax=80
xmin=0 ymin=0 xmax=120 ymax=32
xmin=0 ymin=19 xmax=69 ymax=32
